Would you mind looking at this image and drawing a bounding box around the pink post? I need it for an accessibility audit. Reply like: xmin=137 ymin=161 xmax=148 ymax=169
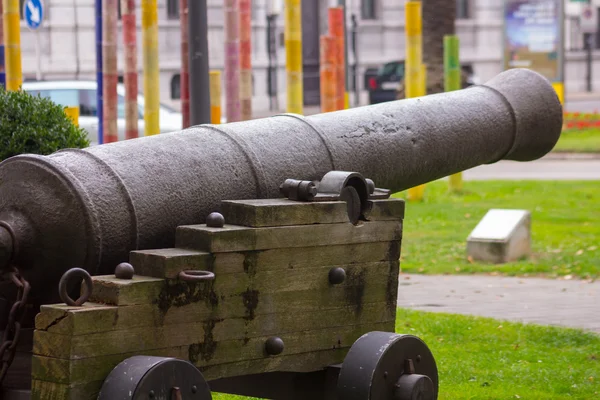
xmin=102 ymin=0 xmax=118 ymax=143
xmin=239 ymin=0 xmax=252 ymax=120
xmin=225 ymin=0 xmax=241 ymax=122
xmin=122 ymin=0 xmax=138 ymax=139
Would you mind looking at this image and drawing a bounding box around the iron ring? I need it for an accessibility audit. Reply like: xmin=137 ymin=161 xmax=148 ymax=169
xmin=58 ymin=268 xmax=93 ymax=306
xmin=178 ymin=270 xmax=215 ymax=282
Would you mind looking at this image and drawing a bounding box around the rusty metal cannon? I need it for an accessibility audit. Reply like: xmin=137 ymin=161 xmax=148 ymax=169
xmin=0 ymin=68 xmax=562 ymax=399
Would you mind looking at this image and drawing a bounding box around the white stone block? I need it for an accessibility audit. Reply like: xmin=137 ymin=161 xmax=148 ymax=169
xmin=466 ymin=209 xmax=531 ymax=264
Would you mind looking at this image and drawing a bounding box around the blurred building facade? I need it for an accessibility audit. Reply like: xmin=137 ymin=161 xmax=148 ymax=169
xmin=14 ymin=0 xmax=600 ymax=112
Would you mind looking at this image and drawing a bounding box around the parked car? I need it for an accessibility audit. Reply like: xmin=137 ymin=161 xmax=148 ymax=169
xmin=366 ymin=61 xmax=480 ymax=104
xmin=22 ymin=80 xmax=184 ymax=146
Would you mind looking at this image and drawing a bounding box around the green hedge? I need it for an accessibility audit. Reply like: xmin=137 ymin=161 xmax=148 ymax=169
xmin=0 ymin=87 xmax=90 ymax=162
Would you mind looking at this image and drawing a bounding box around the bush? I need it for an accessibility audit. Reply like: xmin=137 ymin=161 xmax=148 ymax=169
xmin=0 ymin=87 xmax=90 ymax=162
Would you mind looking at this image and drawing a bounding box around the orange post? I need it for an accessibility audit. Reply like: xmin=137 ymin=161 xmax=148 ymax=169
xmin=209 ymin=70 xmax=222 ymax=124
xmin=240 ymin=0 xmax=252 ymax=120
xmin=122 ymin=0 xmax=138 ymax=139
xmin=328 ymin=7 xmax=345 ymax=110
xmin=102 ymin=0 xmax=118 ymax=143
xmin=319 ymin=35 xmax=337 ymax=113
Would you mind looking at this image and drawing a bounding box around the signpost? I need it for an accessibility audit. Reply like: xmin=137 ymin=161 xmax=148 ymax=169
xmin=503 ymin=0 xmax=565 ymax=103
xmin=23 ymin=0 xmax=44 ymax=81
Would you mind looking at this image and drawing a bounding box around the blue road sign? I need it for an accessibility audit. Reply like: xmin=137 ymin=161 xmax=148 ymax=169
xmin=24 ymin=0 xmax=44 ymax=30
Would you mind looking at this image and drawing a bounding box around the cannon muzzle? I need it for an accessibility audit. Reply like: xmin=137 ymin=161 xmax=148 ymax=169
xmin=0 ymin=68 xmax=562 ymax=301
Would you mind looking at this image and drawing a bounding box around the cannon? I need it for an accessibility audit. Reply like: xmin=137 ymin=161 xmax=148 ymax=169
xmin=0 ymin=68 xmax=562 ymax=399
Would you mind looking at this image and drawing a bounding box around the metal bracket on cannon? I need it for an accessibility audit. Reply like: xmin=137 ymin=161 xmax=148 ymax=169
xmin=279 ymin=171 xmax=391 ymax=224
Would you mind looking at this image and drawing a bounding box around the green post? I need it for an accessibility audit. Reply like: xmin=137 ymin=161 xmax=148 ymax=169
xmin=444 ymin=35 xmax=463 ymax=193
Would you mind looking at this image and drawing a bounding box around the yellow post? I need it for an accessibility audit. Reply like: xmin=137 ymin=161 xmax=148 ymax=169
xmin=64 ymin=106 xmax=80 ymax=126
xmin=552 ymin=82 xmax=564 ymax=105
xmin=209 ymin=70 xmax=222 ymax=124
xmin=142 ymin=0 xmax=160 ymax=135
xmin=2 ymin=0 xmax=21 ymax=91
xmin=445 ymin=35 xmax=463 ymax=192
xmin=405 ymin=1 xmax=425 ymax=202
xmin=284 ymin=0 xmax=303 ymax=114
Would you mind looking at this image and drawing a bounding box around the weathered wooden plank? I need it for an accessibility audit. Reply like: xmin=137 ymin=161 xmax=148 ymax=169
xmin=37 ymin=278 xmax=396 ymax=336
xmin=31 ymin=379 xmax=103 ymax=400
xmin=130 ymin=247 xmax=213 ymax=279
xmin=88 ymin=275 xmax=163 ymax=306
xmin=32 ymin=322 xmax=390 ymax=386
xmin=33 ymin=303 xmax=394 ymax=360
xmin=130 ymin=241 xmax=400 ymax=279
xmin=89 ymin=261 xmax=398 ymax=306
xmin=221 ymin=198 xmax=350 ymax=227
xmin=176 ymin=220 xmax=403 ymax=253
xmin=32 ymin=347 xmax=350 ymax=387
xmin=366 ymin=199 xmax=406 ymax=221
xmin=200 ymin=347 xmax=349 ymax=380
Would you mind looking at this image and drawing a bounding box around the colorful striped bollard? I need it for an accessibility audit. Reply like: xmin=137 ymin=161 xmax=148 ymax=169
xmin=0 ymin=1 xmax=5 ymax=88
xmin=319 ymin=35 xmax=337 ymax=113
xmin=122 ymin=0 xmax=139 ymax=140
xmin=285 ymin=0 xmax=303 ymax=114
xmin=3 ymin=0 xmax=21 ymax=91
xmin=328 ymin=7 xmax=345 ymax=111
xmin=142 ymin=0 xmax=160 ymax=135
xmin=210 ymin=70 xmax=222 ymax=125
xmin=405 ymin=1 xmax=425 ymax=202
xmin=102 ymin=0 xmax=118 ymax=143
xmin=444 ymin=35 xmax=463 ymax=192
xmin=240 ymin=0 xmax=252 ymax=120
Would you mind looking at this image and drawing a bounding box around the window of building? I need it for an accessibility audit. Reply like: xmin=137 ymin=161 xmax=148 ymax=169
xmin=79 ymin=90 xmax=98 ymax=117
xmin=361 ymin=0 xmax=376 ymax=20
xmin=456 ymin=0 xmax=471 ymax=19
xmin=35 ymin=89 xmax=80 ymax=109
xmin=167 ymin=0 xmax=179 ymax=20
xmin=171 ymin=74 xmax=181 ymax=100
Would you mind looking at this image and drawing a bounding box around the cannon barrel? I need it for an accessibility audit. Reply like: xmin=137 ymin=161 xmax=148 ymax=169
xmin=0 ymin=68 xmax=562 ymax=300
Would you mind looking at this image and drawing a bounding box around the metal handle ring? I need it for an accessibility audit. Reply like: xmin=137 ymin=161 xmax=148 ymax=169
xmin=178 ymin=270 xmax=215 ymax=282
xmin=0 ymin=220 xmax=18 ymax=264
xmin=58 ymin=268 xmax=93 ymax=306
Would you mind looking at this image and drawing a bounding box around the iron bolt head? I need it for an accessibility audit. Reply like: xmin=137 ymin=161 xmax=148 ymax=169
xmin=206 ymin=212 xmax=225 ymax=228
xmin=115 ymin=262 xmax=135 ymax=280
xmin=191 ymin=385 xmax=197 ymax=394
xmin=265 ymin=336 xmax=285 ymax=356
xmin=329 ymin=267 xmax=346 ymax=285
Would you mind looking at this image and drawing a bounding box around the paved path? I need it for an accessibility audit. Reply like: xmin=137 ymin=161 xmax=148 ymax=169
xmin=397 ymin=274 xmax=600 ymax=333
xmin=463 ymin=153 xmax=600 ymax=181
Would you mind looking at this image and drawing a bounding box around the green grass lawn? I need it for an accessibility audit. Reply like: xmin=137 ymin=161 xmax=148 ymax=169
xmin=212 ymin=309 xmax=600 ymax=399
xmin=554 ymin=129 xmax=600 ymax=153
xmin=392 ymin=180 xmax=599 ymax=279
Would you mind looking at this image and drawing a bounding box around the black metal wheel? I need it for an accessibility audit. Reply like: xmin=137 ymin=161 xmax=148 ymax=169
xmin=337 ymin=331 xmax=438 ymax=400
xmin=98 ymin=356 xmax=212 ymax=400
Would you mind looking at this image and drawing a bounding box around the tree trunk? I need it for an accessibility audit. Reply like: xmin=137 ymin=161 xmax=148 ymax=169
xmin=422 ymin=0 xmax=456 ymax=95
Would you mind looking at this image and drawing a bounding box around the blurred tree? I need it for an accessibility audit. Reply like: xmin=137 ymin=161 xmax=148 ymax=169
xmin=398 ymin=0 xmax=462 ymax=100
xmin=422 ymin=0 xmax=456 ymax=95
